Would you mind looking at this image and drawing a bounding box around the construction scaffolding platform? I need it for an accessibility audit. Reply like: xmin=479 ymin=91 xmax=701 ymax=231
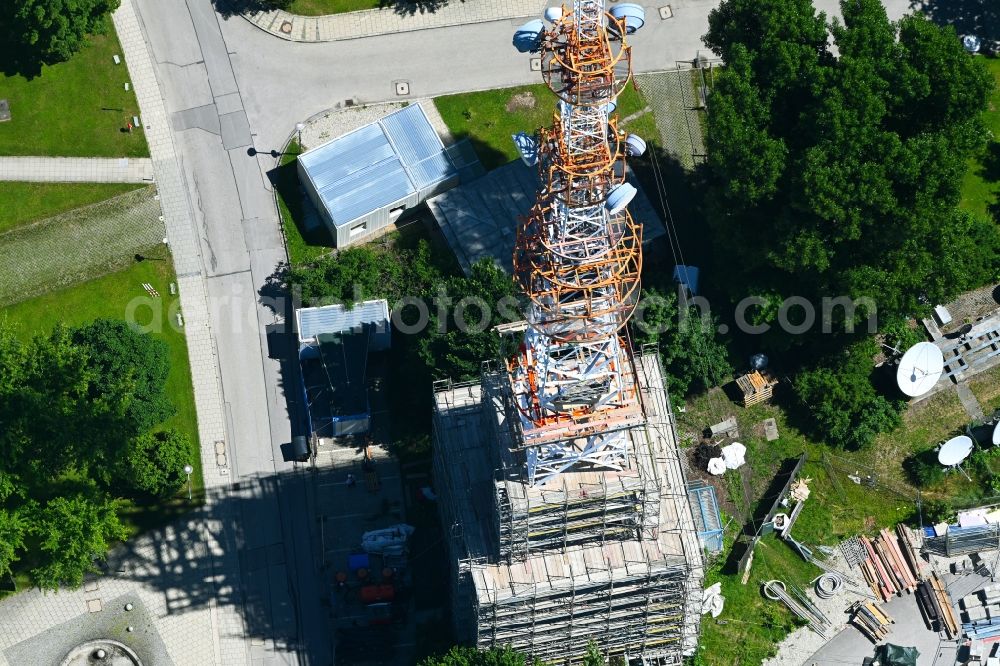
xmin=432 ymin=352 xmax=704 ymax=664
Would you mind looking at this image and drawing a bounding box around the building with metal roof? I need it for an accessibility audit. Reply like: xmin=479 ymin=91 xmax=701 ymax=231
xmin=297 ymin=104 xmax=465 ymax=247
xmin=296 ymin=300 xmax=391 ymax=352
xmin=295 ymin=300 xmax=391 ymax=437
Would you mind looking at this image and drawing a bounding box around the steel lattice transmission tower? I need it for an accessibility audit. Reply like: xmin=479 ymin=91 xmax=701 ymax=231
xmin=510 ymin=2 xmax=648 ymax=486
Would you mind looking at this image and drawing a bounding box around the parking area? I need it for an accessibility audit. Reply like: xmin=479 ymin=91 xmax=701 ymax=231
xmin=310 ymin=356 xmax=418 ymax=665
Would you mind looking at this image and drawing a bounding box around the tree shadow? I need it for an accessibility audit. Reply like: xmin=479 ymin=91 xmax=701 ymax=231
xmin=0 ymin=42 xmax=45 ymax=79
xmin=89 ymin=463 xmax=432 ymax=664
xmin=980 ymin=141 xmax=1000 ymax=183
xmin=910 ymin=0 xmax=1000 ymax=42
xmin=377 ymin=0 xmax=464 ymax=16
xmin=211 ymin=0 xmax=464 ymax=19
xmin=211 ymin=0 xmax=283 ymax=19
xmin=266 ymin=155 xmax=335 ymax=262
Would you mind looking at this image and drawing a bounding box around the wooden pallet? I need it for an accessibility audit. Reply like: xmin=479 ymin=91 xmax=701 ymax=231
xmin=736 ymin=370 xmax=778 ymax=407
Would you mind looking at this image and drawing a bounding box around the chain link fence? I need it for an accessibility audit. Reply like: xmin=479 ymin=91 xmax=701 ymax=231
xmin=634 ymin=60 xmax=720 ymax=170
xmin=0 ymin=185 xmax=165 ymax=306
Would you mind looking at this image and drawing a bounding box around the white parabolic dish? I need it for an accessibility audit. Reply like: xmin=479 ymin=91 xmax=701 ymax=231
xmin=993 ymin=422 xmax=1000 ymax=447
xmin=939 ymin=435 xmax=974 ymax=466
xmin=897 ymin=342 xmax=944 ymax=397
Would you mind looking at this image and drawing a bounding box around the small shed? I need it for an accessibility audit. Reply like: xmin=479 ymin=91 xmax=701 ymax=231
xmin=296 ymin=300 xmax=391 ymax=352
xmin=296 ymin=300 xmax=391 ymax=437
xmin=297 ymin=104 xmax=460 ymax=247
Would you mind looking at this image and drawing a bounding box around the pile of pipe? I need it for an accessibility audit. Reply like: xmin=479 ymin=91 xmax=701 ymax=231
xmin=762 ymin=580 xmax=831 ymax=637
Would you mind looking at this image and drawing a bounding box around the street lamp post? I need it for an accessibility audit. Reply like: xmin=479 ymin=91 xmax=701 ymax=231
xmin=295 ymin=122 xmax=305 ymax=150
xmin=184 ymin=464 xmax=193 ymax=501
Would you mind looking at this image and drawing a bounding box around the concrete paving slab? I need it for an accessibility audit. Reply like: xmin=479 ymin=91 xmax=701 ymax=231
xmin=221 ymin=110 xmax=253 ymax=149
xmin=173 ymin=103 xmax=221 ymax=134
xmin=215 ymin=92 xmax=245 ymax=116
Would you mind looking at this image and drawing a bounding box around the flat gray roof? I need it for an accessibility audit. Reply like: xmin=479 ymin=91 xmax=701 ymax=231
xmin=298 ymin=104 xmax=457 ymax=228
xmin=427 ymin=160 xmax=665 ymax=276
xmin=296 ymin=300 xmax=389 ymax=343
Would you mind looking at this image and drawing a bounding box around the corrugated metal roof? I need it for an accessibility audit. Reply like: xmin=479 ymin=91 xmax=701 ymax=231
xmin=296 ymin=300 xmax=390 ymax=341
xmin=298 ymin=104 xmax=456 ymax=227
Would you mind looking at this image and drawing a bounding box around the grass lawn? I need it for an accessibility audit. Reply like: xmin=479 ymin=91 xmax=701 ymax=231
xmin=273 ymin=140 xmax=335 ymax=265
xmin=287 ymin=0 xmax=380 ymax=15
xmin=960 ymin=58 xmax=1000 ymax=217
xmin=970 ymin=365 xmax=1000 ymax=416
xmin=0 ymin=183 xmax=141 ymax=234
xmin=699 ymin=534 xmax=817 ymax=666
xmin=435 ymin=82 xmax=655 ymax=171
xmin=2 ymin=255 xmax=203 ymax=533
xmin=677 ymin=384 xmax=982 ymax=663
xmin=0 ymin=31 xmax=148 ymax=158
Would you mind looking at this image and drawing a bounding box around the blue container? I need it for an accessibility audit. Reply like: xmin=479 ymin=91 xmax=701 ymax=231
xmin=348 ymin=553 xmax=370 ymax=571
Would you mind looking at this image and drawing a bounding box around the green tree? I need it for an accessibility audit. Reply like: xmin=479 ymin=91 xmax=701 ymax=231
xmin=1 ymin=0 xmax=120 ymax=67
xmin=28 ymin=494 xmax=128 ymax=590
xmin=583 ymin=641 xmax=605 ymax=666
xmin=118 ymin=429 xmax=193 ymax=499
xmin=0 ymin=475 xmax=26 ymax=578
xmin=418 ymin=645 xmax=533 ymax=666
xmin=794 ymin=339 xmax=904 ymax=449
xmin=633 ymin=288 xmax=733 ymax=399
xmin=0 ymin=509 xmax=25 ymax=579
xmin=287 ymin=240 xmax=442 ymax=308
xmin=72 ymin=318 xmax=174 ymax=436
xmin=418 ymin=259 xmax=519 ymax=381
xmin=702 ymin=0 xmax=998 ymax=346
xmin=0 ymin=325 xmax=96 ymax=478
xmin=0 ymin=320 xmax=179 ymax=588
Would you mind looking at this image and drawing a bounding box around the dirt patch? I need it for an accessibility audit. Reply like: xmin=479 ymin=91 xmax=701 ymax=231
xmin=505 ymin=91 xmax=537 ymax=112
xmin=686 ymin=447 xmax=740 ymax=519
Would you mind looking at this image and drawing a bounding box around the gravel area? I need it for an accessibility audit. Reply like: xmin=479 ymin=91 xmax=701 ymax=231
xmin=298 ymin=99 xmax=454 ymax=151
xmin=762 ymin=552 xmax=874 ymax=666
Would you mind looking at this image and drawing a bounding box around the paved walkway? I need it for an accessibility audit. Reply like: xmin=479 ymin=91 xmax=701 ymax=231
xmin=242 ymin=0 xmax=545 ymax=42
xmin=0 ymin=6 xmax=244 ymax=662
xmin=956 ymin=382 xmax=986 ymax=421
xmin=115 ymin=0 xmax=249 ymax=660
xmin=0 ymin=156 xmax=154 ymax=183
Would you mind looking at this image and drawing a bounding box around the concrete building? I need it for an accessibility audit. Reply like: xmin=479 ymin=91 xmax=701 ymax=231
xmin=295 ymin=300 xmax=390 ymax=437
xmin=296 ymin=104 xmax=461 ymax=247
xmin=432 ymin=352 xmax=705 ymax=664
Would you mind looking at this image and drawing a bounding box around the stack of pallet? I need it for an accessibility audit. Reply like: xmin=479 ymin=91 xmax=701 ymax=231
xmin=849 ymin=600 xmax=894 ymax=642
xmin=857 ymin=530 xmax=920 ymax=601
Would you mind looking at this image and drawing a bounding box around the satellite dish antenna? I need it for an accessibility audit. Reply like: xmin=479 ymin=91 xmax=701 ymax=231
xmin=993 ymin=421 xmax=1000 ymax=447
xmin=939 ymin=435 xmax=974 ymax=481
xmin=958 ymin=322 xmax=974 ymax=338
xmin=512 ymin=132 xmax=539 ymax=166
xmin=609 ymin=3 xmax=646 ymax=34
xmin=543 ymin=6 xmax=562 ymax=22
xmin=513 ymin=20 xmax=544 ymax=53
xmin=605 ymin=183 xmax=637 ymax=215
xmin=624 ymin=134 xmax=646 ymax=157
xmin=896 ymin=342 xmax=944 ymax=397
